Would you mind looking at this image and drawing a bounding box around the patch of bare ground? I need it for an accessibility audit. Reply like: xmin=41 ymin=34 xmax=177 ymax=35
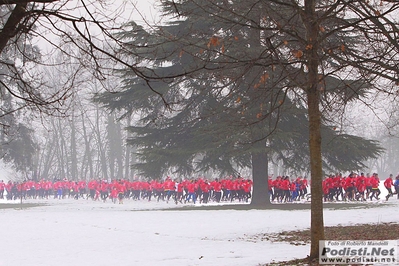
xmin=258 ymin=222 xmax=399 ymax=266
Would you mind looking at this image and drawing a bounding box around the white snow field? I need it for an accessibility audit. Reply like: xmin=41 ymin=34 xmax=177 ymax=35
xmin=0 ymin=188 xmax=398 ymax=266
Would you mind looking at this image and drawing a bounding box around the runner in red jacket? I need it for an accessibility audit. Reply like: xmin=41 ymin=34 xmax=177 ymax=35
xmin=211 ymin=179 xmax=222 ymax=203
xmin=0 ymin=180 xmax=5 ymax=199
xmin=186 ymin=181 xmax=196 ymax=204
xmin=110 ymin=187 xmax=119 ymax=204
xmin=369 ymin=173 xmax=380 ymax=200
xmin=356 ymin=179 xmax=366 ymax=201
xmin=384 ymin=174 xmax=394 ymax=201
xmin=200 ymin=181 xmax=210 ymax=204
xmin=242 ymin=179 xmax=252 ymax=203
xmin=280 ymin=177 xmax=290 ymax=203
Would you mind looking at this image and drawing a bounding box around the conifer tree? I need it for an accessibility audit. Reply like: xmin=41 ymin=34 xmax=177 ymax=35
xmin=97 ymin=0 xmax=398 ymax=260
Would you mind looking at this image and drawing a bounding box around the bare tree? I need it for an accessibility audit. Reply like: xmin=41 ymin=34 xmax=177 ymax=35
xmin=0 ymin=0 xmax=140 ymax=121
xmin=0 ymin=0 xmax=141 ymax=178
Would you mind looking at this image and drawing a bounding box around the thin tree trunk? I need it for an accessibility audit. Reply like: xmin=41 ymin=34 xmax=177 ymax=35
xmin=115 ymin=120 xmax=124 ymax=180
xmin=57 ymin=119 xmax=69 ymax=179
xmin=81 ymin=113 xmax=93 ymax=180
xmin=95 ymin=105 xmax=108 ymax=180
xmin=70 ymin=115 xmax=78 ymax=180
xmin=39 ymin=134 xmax=56 ymax=179
xmin=107 ymin=115 xmax=115 ymax=179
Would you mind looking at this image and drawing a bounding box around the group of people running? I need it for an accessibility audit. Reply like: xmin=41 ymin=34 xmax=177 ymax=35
xmin=0 ymin=176 xmax=253 ymax=204
xmin=268 ymin=175 xmax=309 ymax=202
xmin=0 ymin=172 xmax=397 ymax=204
xmin=267 ymin=172 xmax=399 ymax=203
xmin=320 ymin=172 xmax=399 ymax=202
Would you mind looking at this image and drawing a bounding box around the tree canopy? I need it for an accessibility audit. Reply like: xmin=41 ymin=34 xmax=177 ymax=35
xmin=94 ymin=0 xmax=399 ymax=261
xmin=95 ymin=0 xmax=385 ymax=182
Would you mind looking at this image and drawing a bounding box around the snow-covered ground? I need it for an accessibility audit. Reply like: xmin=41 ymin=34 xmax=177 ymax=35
xmin=0 ymin=188 xmax=398 ymax=266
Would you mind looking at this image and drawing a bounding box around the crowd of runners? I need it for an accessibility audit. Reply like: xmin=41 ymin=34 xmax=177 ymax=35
xmin=0 ymin=176 xmax=253 ymax=204
xmin=0 ymin=172 xmax=398 ymax=204
xmin=267 ymin=172 xmax=399 ymax=203
xmin=320 ymin=172 xmax=399 ymax=202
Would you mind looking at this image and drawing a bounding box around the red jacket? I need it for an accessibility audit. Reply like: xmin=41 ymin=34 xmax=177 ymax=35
xmin=110 ymin=188 xmax=118 ymax=198
xmin=88 ymin=180 xmax=98 ymax=190
xmin=176 ymin=183 xmax=184 ymax=193
xmin=280 ymin=179 xmax=290 ymax=190
xmin=345 ymin=177 xmax=355 ymax=188
xmin=289 ymin=182 xmax=296 ymax=192
xmin=212 ymin=182 xmax=222 ymax=192
xmin=242 ymin=181 xmax=252 ymax=193
xmin=273 ymin=179 xmax=281 ymax=189
xmin=164 ymin=179 xmax=175 ymax=191
xmin=200 ymin=182 xmax=210 ymax=193
xmin=384 ymin=178 xmax=393 ymax=188
xmin=142 ymin=182 xmax=151 ymax=191
xmin=370 ymin=177 xmax=379 ymax=189
xmin=268 ymin=179 xmax=273 ymax=190
xmin=187 ymin=183 xmax=196 ymax=193
xmin=357 ymin=183 xmax=366 ymax=193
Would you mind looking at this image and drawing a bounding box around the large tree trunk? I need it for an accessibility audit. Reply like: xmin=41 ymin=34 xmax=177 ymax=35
xmin=304 ymin=0 xmax=325 ymax=260
xmin=250 ymin=140 xmax=270 ymax=206
xmin=0 ymin=4 xmax=27 ymax=54
xmin=124 ymin=115 xmax=131 ymax=179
